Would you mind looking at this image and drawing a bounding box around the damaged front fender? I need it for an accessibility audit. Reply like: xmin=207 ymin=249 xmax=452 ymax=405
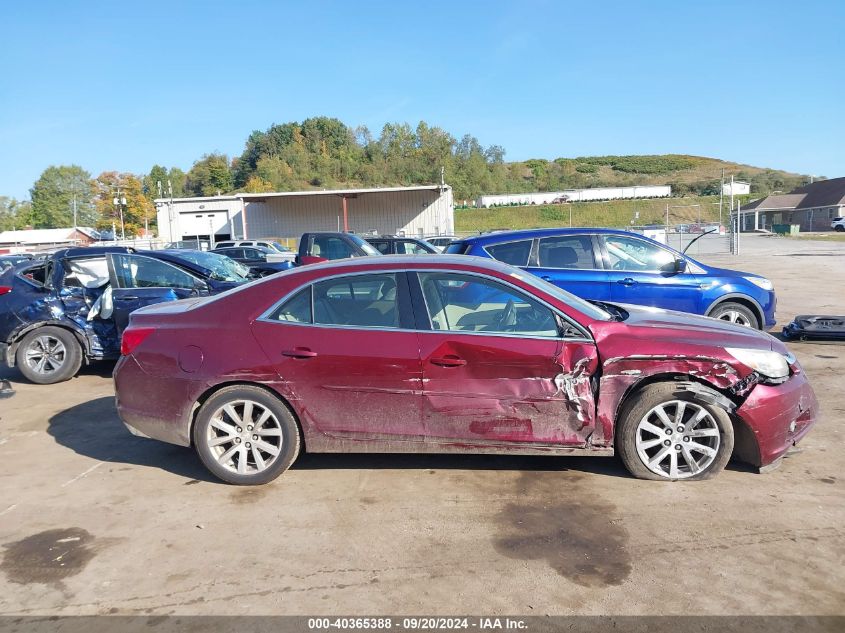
xmin=594 ymin=354 xmax=753 ymax=447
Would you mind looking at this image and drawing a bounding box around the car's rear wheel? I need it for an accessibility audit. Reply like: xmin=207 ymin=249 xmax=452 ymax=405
xmin=708 ymin=302 xmax=759 ymax=329
xmin=617 ymin=382 xmax=734 ymax=481
xmin=15 ymin=326 xmax=83 ymax=384
xmin=835 ymin=225 xmax=845 ymax=232
xmin=193 ymin=385 xmax=300 ymax=485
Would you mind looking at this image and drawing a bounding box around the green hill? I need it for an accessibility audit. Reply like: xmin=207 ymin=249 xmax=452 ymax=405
xmin=490 ymin=154 xmax=810 ymax=201
xmin=456 ymin=195 xmax=728 ymax=233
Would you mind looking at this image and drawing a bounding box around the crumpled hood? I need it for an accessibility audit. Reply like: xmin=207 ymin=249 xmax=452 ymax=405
xmin=592 ymin=303 xmax=780 ymax=352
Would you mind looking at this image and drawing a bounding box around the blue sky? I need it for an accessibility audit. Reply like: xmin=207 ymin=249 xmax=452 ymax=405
xmin=1 ymin=0 xmax=843 ymax=199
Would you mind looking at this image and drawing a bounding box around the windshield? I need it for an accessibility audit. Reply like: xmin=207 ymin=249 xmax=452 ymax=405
xmin=269 ymin=242 xmax=292 ymax=253
xmin=507 ymin=270 xmax=612 ymax=321
xmin=347 ymin=234 xmax=381 ymax=256
xmin=170 ymin=250 xmax=250 ymax=282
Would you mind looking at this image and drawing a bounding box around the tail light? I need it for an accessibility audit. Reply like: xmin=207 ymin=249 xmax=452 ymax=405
xmin=120 ymin=326 xmax=155 ymax=356
xmin=0 ymin=286 xmax=11 ymax=296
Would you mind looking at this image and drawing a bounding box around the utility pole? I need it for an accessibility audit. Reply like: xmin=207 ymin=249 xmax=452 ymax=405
xmin=112 ymin=188 xmax=127 ymax=241
xmin=729 ymin=175 xmax=735 ymax=224
xmin=719 ymin=168 xmax=724 ymax=230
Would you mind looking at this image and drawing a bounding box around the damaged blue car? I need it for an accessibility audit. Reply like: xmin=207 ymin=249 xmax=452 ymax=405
xmin=0 ymin=247 xmax=250 ymax=384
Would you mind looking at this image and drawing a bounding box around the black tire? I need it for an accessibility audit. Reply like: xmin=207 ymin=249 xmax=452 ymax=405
xmin=616 ymin=382 xmax=734 ymax=481
xmin=15 ymin=326 xmax=83 ymax=385
xmin=192 ymin=385 xmax=300 ymax=485
xmin=708 ymin=302 xmax=760 ymax=329
xmin=835 ymin=225 xmax=845 ymax=232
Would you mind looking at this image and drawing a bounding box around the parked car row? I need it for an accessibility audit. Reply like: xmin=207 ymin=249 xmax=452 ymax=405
xmin=0 ymin=247 xmax=250 ymax=384
xmin=2 ymin=227 xmax=816 ymax=486
xmin=0 ymin=227 xmax=779 ymax=386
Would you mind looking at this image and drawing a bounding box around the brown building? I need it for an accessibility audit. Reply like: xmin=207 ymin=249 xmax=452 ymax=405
xmin=740 ymin=177 xmax=845 ymax=232
xmin=0 ymin=227 xmax=99 ymax=253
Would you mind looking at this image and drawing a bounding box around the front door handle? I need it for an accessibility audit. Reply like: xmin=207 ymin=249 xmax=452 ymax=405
xmin=541 ymin=276 xmax=552 ymax=282
xmin=282 ymin=348 xmax=317 ymax=359
xmin=618 ymin=278 xmax=637 ymax=286
xmin=115 ymin=295 xmax=139 ymax=301
xmin=430 ymin=355 xmax=467 ymax=367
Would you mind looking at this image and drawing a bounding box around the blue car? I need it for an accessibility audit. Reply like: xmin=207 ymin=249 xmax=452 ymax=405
xmin=446 ymin=228 xmax=776 ymax=330
xmin=0 ymin=247 xmax=251 ymax=384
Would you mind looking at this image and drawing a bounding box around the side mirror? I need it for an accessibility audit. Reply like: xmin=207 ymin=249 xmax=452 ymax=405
xmin=300 ymin=255 xmax=328 ymax=265
xmin=661 ymin=258 xmax=686 ymax=274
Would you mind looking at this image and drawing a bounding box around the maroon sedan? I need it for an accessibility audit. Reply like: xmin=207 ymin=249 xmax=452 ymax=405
xmin=114 ymin=255 xmax=818 ymax=485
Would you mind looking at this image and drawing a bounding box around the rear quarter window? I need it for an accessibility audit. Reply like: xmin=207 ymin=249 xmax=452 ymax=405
xmin=484 ymin=240 xmax=532 ymax=266
xmin=444 ymin=242 xmax=470 ymax=255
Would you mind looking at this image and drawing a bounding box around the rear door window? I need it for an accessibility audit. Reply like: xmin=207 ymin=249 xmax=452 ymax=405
xmin=312 ymin=273 xmax=400 ymax=328
xmin=484 ymin=240 xmax=533 ymax=266
xmin=267 ymin=287 xmax=312 ymax=323
xmin=537 ymin=236 xmax=596 ymax=269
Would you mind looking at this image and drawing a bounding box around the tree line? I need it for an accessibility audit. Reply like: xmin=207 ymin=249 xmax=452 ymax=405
xmin=0 ymin=116 xmax=814 ymax=236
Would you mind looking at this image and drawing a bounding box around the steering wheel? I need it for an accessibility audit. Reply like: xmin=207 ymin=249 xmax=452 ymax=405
xmin=494 ymin=299 xmax=517 ymax=331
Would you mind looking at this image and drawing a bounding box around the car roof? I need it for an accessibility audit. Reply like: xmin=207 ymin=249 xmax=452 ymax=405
xmin=51 ymin=246 xmax=132 ymax=259
xmin=213 ymin=245 xmax=272 ymax=252
xmin=287 ymin=254 xmax=522 ymax=278
xmin=457 ymin=227 xmax=643 ymax=244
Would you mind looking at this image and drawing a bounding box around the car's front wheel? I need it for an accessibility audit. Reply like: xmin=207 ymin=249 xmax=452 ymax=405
xmin=15 ymin=326 xmax=83 ymax=384
xmin=193 ymin=385 xmax=301 ymax=485
xmin=617 ymin=382 xmax=734 ymax=481
xmin=708 ymin=302 xmax=759 ymax=329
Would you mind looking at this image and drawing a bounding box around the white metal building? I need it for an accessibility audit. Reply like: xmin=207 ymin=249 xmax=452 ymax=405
xmin=155 ymin=185 xmax=454 ymax=243
xmin=477 ymin=184 xmax=671 ymax=208
xmin=722 ymin=181 xmax=750 ymax=196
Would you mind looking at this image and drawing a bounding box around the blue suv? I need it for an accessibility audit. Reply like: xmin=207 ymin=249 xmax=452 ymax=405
xmin=446 ymin=228 xmax=776 ymax=329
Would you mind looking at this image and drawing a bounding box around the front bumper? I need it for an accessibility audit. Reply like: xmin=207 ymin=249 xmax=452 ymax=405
xmin=736 ymin=369 xmax=818 ymax=467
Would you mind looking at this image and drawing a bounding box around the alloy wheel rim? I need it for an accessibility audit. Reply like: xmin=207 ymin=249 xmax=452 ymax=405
xmin=206 ymin=399 xmax=283 ymax=475
xmin=635 ymin=400 xmax=720 ymax=479
xmin=24 ymin=335 xmax=67 ymax=375
xmin=717 ymin=310 xmax=751 ymax=327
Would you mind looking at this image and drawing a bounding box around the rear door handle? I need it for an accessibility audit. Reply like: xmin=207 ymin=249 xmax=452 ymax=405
xmin=541 ymin=276 xmax=552 ymax=281
xmin=282 ymin=348 xmax=317 ymax=359
xmin=618 ymin=278 xmax=637 ymax=286
xmin=430 ymin=355 xmax=467 ymax=367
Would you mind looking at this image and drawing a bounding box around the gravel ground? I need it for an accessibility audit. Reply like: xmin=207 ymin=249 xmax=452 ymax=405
xmin=0 ymin=233 xmax=842 ymax=616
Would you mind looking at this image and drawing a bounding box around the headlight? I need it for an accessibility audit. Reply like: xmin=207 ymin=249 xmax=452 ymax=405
xmin=725 ymin=347 xmax=789 ymax=379
xmin=744 ymin=276 xmax=773 ymax=291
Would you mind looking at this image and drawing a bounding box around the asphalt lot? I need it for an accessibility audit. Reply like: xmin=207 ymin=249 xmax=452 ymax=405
xmin=0 ymin=233 xmax=843 ymax=616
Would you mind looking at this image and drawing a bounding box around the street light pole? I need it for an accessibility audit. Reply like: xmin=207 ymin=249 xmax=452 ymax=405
xmin=112 ymin=187 xmax=127 ymax=241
